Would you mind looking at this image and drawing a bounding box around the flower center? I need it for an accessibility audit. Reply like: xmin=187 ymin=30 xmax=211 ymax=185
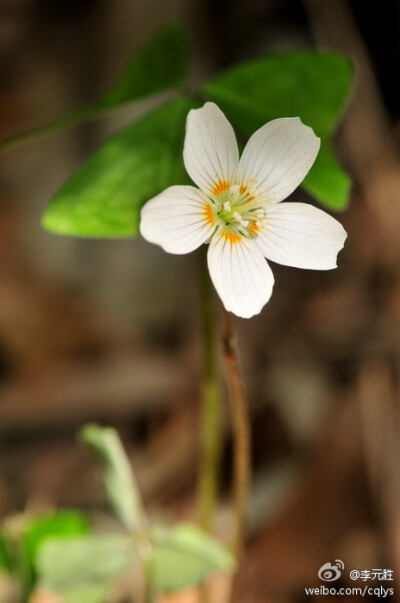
xmin=210 ymin=182 xmax=265 ymax=238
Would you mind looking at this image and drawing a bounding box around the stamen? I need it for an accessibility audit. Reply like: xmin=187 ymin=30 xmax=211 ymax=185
xmin=232 ymin=212 xmax=249 ymax=228
xmin=223 ymin=201 xmax=232 ymax=211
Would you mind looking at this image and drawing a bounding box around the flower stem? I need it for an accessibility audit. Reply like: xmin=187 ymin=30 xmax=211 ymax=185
xmin=197 ymin=250 xmax=223 ymax=532
xmin=142 ymin=554 xmax=157 ymax=603
xmin=221 ymin=310 xmax=251 ymax=558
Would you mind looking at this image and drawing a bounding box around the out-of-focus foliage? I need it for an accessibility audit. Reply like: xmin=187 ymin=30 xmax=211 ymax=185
xmin=21 ymin=512 xmax=90 ymax=574
xmin=80 ymin=425 xmax=235 ymax=595
xmin=151 ymin=523 xmax=235 ymax=592
xmin=36 ymin=534 xmax=132 ymax=603
xmin=0 ymin=425 xmax=234 ymax=601
xmin=42 ymin=98 xmax=194 ymax=237
xmin=204 ymin=51 xmax=353 ymax=209
xmin=81 ymin=424 xmax=147 ymax=532
xmin=1 ymin=511 xmax=89 ymax=598
xmin=35 ymin=524 xmax=235 ymax=601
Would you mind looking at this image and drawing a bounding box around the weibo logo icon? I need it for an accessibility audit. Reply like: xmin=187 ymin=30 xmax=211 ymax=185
xmin=318 ymin=560 xmax=344 ymax=582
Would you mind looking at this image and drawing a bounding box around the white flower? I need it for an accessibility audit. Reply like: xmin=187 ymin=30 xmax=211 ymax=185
xmin=140 ymin=102 xmax=347 ymax=318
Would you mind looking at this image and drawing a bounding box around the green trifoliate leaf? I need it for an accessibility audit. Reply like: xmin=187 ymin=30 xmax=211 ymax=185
xmin=204 ymin=51 xmax=353 ymax=210
xmin=81 ymin=424 xmax=146 ymax=533
xmin=99 ymin=25 xmax=189 ymax=110
xmin=36 ymin=534 xmax=132 ymax=603
xmin=42 ymin=97 xmax=195 ymax=238
xmin=0 ymin=25 xmax=189 ymax=155
xmin=36 ymin=523 xmax=235 ymax=599
xmin=151 ymin=523 xmax=235 ymax=592
xmin=303 ymin=139 xmax=351 ymax=210
xmin=204 ymin=51 xmax=352 ymax=137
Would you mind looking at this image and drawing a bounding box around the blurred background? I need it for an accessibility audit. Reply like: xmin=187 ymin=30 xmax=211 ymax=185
xmin=1 ymin=0 xmax=400 ymax=601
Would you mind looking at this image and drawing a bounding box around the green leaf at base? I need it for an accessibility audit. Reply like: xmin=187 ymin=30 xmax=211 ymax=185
xmin=42 ymin=97 xmax=195 ymax=238
xmin=81 ymin=424 xmax=146 ymax=533
xmin=36 ymin=535 xmax=132 ymax=603
xmin=151 ymin=523 xmax=235 ymax=593
xmin=14 ymin=511 xmax=90 ymax=598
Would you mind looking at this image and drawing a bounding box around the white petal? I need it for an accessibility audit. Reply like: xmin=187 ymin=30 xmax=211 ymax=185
xmin=237 ymin=117 xmax=320 ymax=202
xmin=140 ymin=185 xmax=215 ymax=255
xmin=207 ymin=233 xmax=274 ymax=318
xmin=183 ymin=102 xmax=239 ymax=196
xmin=256 ymin=202 xmax=347 ymax=270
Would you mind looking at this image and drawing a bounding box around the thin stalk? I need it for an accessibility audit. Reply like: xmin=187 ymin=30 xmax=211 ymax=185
xmin=130 ymin=474 xmax=155 ymax=603
xmin=0 ymin=91 xmax=183 ymax=156
xmin=197 ymin=249 xmax=223 ymax=532
xmin=142 ymin=554 xmax=157 ymax=603
xmin=221 ymin=309 xmax=251 ymax=559
xmin=0 ymin=106 xmax=99 ymax=155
